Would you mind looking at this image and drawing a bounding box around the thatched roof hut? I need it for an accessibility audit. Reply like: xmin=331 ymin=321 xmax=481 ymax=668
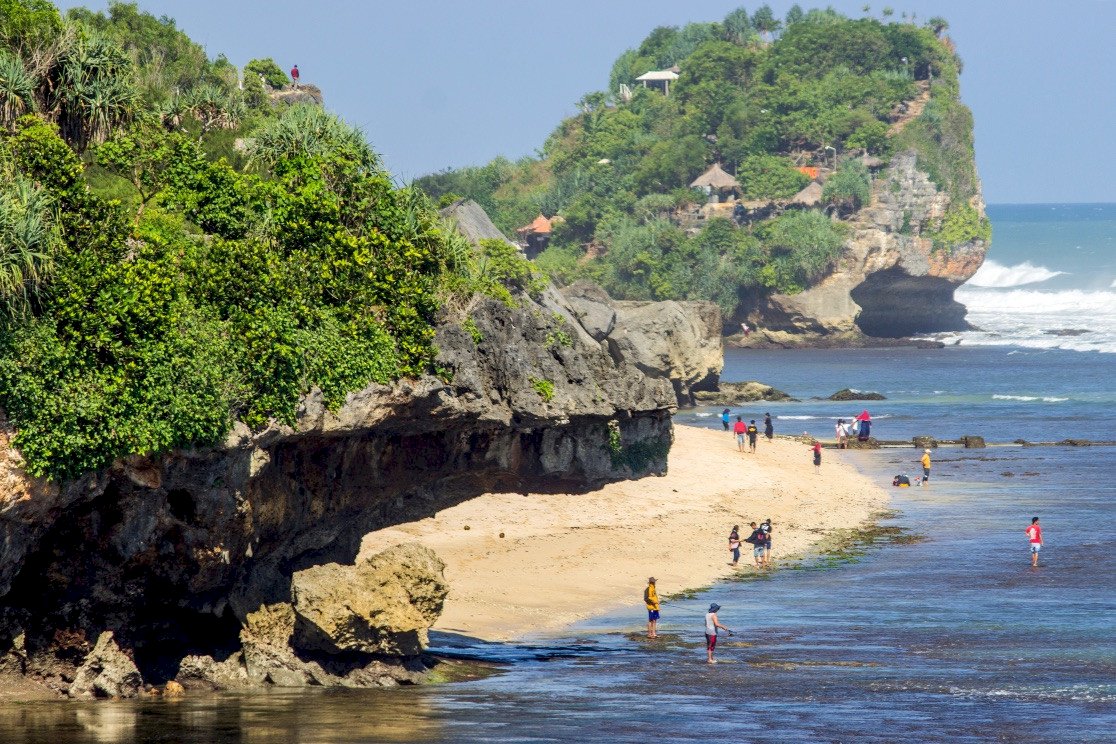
xmin=440 ymin=199 xmax=516 ymax=247
xmin=517 ymin=214 xmax=553 ymax=236
xmin=790 ymin=181 xmax=824 ymax=206
xmin=690 ymin=163 xmax=739 ymax=191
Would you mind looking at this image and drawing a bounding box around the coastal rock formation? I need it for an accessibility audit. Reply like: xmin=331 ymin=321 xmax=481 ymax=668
xmin=0 ymin=290 xmax=677 ymax=695
xmin=68 ymin=632 xmax=142 ymax=699
xmin=560 ymin=281 xmax=723 ymax=406
xmin=693 ymin=381 xmax=795 ymax=405
xmin=747 ymin=152 xmax=988 ymax=341
xmin=828 ymin=389 xmax=886 ymax=401
xmin=440 ymin=198 xmax=518 ymax=248
xmin=291 ymin=544 xmax=448 ymax=657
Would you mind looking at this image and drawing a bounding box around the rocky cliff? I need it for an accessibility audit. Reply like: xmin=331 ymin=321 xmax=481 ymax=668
xmin=0 ymin=289 xmax=676 ymax=695
xmin=560 ymin=281 xmax=723 ymax=406
xmin=742 ymin=152 xmax=988 ymax=345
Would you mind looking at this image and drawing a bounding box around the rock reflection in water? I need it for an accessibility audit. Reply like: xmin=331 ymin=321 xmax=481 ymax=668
xmin=0 ymin=689 xmax=441 ymax=743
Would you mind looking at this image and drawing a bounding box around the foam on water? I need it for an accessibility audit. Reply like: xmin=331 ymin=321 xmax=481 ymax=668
xmin=952 ymin=287 xmax=1116 ymax=353
xmin=966 ymin=259 xmax=1065 ymax=287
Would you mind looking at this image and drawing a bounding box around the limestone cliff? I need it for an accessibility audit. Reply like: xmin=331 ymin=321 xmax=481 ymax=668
xmin=742 ymin=151 xmax=988 ymax=345
xmin=0 ymin=290 xmax=676 ymax=694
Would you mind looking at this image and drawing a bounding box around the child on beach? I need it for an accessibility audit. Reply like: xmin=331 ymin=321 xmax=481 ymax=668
xmin=1026 ymin=517 xmax=1043 ymax=567
xmin=836 ymin=419 xmax=847 ymax=449
xmin=747 ymin=420 xmax=759 ymax=453
xmin=704 ymin=603 xmax=731 ymax=663
xmin=812 ymin=441 xmax=822 ymax=474
xmin=721 ymin=409 xmax=731 ymax=431
xmin=761 ymin=519 xmax=773 ymax=567
xmin=734 ymin=416 xmax=746 ymax=452
xmin=921 ymin=449 xmax=932 ymax=484
xmin=728 ymin=525 xmax=741 ymax=566
xmin=644 ymin=577 xmax=660 ymax=638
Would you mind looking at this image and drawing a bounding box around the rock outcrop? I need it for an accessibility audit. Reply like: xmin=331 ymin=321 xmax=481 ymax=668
xmin=744 ymin=151 xmax=988 ymax=341
xmin=828 ymin=389 xmax=886 ymax=401
xmin=0 ymin=289 xmax=677 ymax=694
xmin=440 ymin=198 xmax=518 ymax=248
xmin=560 ymin=281 xmax=723 ymax=406
xmin=68 ymin=632 xmax=142 ymax=699
xmin=693 ymin=381 xmax=795 ymax=405
xmin=291 ymin=544 xmax=447 ymax=657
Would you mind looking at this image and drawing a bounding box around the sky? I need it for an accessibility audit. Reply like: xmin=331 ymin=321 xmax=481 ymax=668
xmin=56 ymin=0 xmax=1116 ymax=204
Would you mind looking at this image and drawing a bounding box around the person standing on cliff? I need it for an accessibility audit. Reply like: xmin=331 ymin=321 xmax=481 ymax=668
xmin=644 ymin=577 xmax=660 ymax=638
xmin=764 ymin=413 xmax=774 ymax=441
xmin=734 ymin=416 xmax=746 ymax=452
xmin=290 ymin=64 xmax=300 ymax=88
xmin=921 ymin=449 xmax=932 ymax=485
xmin=747 ymin=420 xmax=759 ymax=453
xmin=1026 ymin=517 xmax=1044 ymax=567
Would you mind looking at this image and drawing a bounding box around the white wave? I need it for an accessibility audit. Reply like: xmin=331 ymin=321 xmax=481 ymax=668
xmin=694 ymin=412 xmax=714 ymax=417
xmin=1111 ymin=278 xmax=1116 ymax=288
xmin=965 ymin=259 xmax=1065 ymax=288
xmin=955 ymin=286 xmax=1116 ymax=353
xmin=777 ymin=415 xmax=820 ymax=420
xmin=992 ymin=394 xmax=1068 ymax=403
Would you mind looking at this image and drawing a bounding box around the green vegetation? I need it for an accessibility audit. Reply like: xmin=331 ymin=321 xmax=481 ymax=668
xmin=529 ymin=377 xmax=555 ymax=402
xmin=243 ymin=57 xmax=288 ymax=89
xmin=0 ymin=1 xmax=521 ymax=481
xmin=417 ymin=6 xmax=974 ymax=320
xmin=928 ymin=202 xmax=991 ymax=252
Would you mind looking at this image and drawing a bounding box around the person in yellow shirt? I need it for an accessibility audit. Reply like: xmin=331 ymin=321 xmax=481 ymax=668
xmin=644 ymin=577 xmax=660 ymax=638
xmin=921 ymin=449 xmax=932 ymax=485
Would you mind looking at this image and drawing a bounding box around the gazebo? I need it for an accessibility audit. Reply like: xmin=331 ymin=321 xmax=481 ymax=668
xmin=635 ymin=68 xmax=680 ymax=95
xmin=690 ymin=163 xmax=740 ymax=202
xmin=790 ymin=181 xmax=823 ymax=207
xmin=516 ymin=214 xmax=554 ymax=259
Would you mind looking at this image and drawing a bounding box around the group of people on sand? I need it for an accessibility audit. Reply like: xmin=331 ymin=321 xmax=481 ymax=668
xmin=722 ymin=410 xmax=773 ymax=453
xmin=727 ymin=520 xmax=772 ymax=568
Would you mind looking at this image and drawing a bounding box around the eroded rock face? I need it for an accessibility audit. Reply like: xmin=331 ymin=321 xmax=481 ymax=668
xmin=291 ymin=544 xmax=447 ymax=657
xmin=751 ymin=151 xmax=988 ymax=340
xmin=561 ymin=281 xmax=723 ymax=406
xmin=68 ymin=632 xmax=142 ymax=699
xmin=0 ymin=290 xmax=677 ymax=693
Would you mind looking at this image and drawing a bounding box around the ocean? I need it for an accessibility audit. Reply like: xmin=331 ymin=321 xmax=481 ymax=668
xmin=0 ymin=205 xmax=1112 ymax=742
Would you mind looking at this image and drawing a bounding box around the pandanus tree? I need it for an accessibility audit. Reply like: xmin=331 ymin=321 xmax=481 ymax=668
xmin=0 ymin=49 xmax=37 ymax=126
xmin=0 ymin=175 xmax=61 ymax=317
xmin=42 ymin=25 xmax=137 ymax=151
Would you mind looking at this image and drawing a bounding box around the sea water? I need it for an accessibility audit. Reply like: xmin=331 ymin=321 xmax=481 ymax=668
xmin=0 ymin=206 xmax=1112 ymax=742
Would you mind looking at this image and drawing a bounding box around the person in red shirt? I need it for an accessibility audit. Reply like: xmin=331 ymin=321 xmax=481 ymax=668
xmin=812 ymin=440 xmax=822 ymax=474
xmin=733 ymin=416 xmax=746 ymax=452
xmin=1026 ymin=516 xmax=1043 ymax=567
xmin=290 ymin=64 xmax=300 ymax=88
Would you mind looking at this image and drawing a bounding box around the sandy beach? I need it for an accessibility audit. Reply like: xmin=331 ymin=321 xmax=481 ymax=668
xmin=360 ymin=424 xmax=890 ymax=641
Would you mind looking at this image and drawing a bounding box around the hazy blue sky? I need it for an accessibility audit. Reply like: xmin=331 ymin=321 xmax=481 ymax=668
xmin=57 ymin=0 xmax=1116 ymax=204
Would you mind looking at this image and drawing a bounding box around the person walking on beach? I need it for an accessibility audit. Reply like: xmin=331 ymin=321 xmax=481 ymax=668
xmin=764 ymin=413 xmax=774 ymax=441
xmin=734 ymin=416 xmax=746 ymax=452
xmin=705 ymin=603 xmax=731 ymax=663
xmin=836 ymin=419 xmax=847 ymax=449
xmin=290 ymin=64 xmax=300 ymax=88
xmin=644 ymin=577 xmax=660 ymax=638
xmin=721 ymin=408 xmax=731 ymax=431
xmin=761 ymin=519 xmax=773 ymax=567
xmin=921 ymin=449 xmax=932 ymax=485
xmin=812 ymin=440 xmax=822 ymax=474
xmin=747 ymin=420 xmax=759 ymax=453
xmin=728 ymin=525 xmax=741 ymax=567
xmin=1026 ymin=517 xmax=1044 ymax=567
xmin=746 ymin=522 xmax=765 ymax=567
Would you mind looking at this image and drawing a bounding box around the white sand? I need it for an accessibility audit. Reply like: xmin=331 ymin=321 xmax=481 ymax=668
xmin=360 ymin=424 xmax=888 ymax=641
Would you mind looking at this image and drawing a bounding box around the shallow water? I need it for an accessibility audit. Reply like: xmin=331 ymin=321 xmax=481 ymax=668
xmin=1 ymin=345 xmax=1112 ymax=742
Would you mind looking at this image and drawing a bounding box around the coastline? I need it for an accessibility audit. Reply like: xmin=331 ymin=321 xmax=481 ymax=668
xmin=360 ymin=424 xmax=890 ymax=642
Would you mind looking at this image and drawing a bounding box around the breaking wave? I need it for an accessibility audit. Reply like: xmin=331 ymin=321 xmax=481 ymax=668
xmin=965 ymin=260 xmax=1065 ymax=288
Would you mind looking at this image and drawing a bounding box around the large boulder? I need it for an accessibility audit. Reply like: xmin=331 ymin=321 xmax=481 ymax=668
xmin=561 ymin=281 xmax=723 ymax=406
xmin=68 ymin=632 xmax=142 ymax=699
xmin=291 ymin=544 xmax=447 ymax=657
xmin=693 ymin=381 xmax=795 ymax=405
